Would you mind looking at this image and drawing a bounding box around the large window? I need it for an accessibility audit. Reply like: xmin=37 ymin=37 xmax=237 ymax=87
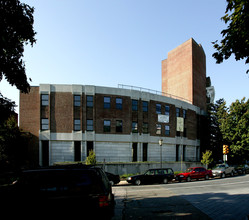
xmin=41 ymin=118 xmax=49 ymax=130
xmin=165 ymin=105 xmax=170 ymax=115
xmin=104 ymin=97 xmax=111 ymax=109
xmin=116 ymin=98 xmax=122 ymax=110
xmin=74 ymin=95 xmax=81 ymax=107
xmin=176 ymin=108 xmax=180 ymax=117
xmin=74 ymin=119 xmax=81 ymax=131
xmin=116 ymin=120 xmax=123 ymax=132
xmin=165 ymin=125 xmax=170 ymax=136
xmin=142 ymin=101 xmax=148 ymax=112
xmin=41 ymin=94 xmax=49 ymax=106
xmin=87 ymin=119 xmax=93 ymax=131
xmin=104 ymin=120 xmax=111 ymax=132
xmin=156 ymin=104 xmax=161 ymax=114
xmin=86 ymin=95 xmax=93 ymax=107
xmin=132 ymin=100 xmax=138 ymax=111
xmin=132 ymin=122 xmax=138 ymax=133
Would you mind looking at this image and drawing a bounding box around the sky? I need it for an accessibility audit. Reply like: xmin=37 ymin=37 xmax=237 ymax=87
xmin=1 ymin=0 xmax=249 ymax=114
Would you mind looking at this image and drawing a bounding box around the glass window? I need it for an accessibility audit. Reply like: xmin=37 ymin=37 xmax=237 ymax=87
xmin=86 ymin=95 xmax=93 ymax=107
xmin=74 ymin=95 xmax=81 ymax=107
xmin=41 ymin=94 xmax=49 ymax=106
xmin=104 ymin=97 xmax=111 ymax=109
xmin=132 ymin=100 xmax=138 ymax=111
xmin=132 ymin=122 xmax=138 ymax=133
xmin=156 ymin=104 xmax=161 ymax=114
xmin=104 ymin=120 xmax=111 ymax=132
xmin=142 ymin=123 xmax=148 ymax=134
xmin=142 ymin=101 xmax=148 ymax=112
xmin=87 ymin=119 xmax=93 ymax=131
xmin=183 ymin=109 xmax=187 ymax=119
xmin=41 ymin=118 xmax=49 ymax=130
xmin=165 ymin=105 xmax=170 ymax=115
xmin=165 ymin=125 xmax=170 ymax=136
xmin=156 ymin=124 xmax=161 ymax=135
xmin=116 ymin=120 xmax=123 ymax=132
xmin=176 ymin=108 xmax=180 ymax=117
xmin=116 ymin=98 xmax=122 ymax=109
xmin=74 ymin=119 xmax=81 ymax=131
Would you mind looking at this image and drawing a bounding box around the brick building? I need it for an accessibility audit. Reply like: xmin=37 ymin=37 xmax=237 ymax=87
xmin=19 ymin=38 xmax=206 ymax=166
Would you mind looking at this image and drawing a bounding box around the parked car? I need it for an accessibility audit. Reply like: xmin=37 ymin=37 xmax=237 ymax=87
xmin=212 ymin=164 xmax=235 ymax=178
xmin=175 ymin=167 xmax=212 ymax=182
xmin=105 ymin=172 xmax=120 ymax=185
xmin=1 ymin=165 xmax=115 ymax=218
xmin=126 ymin=168 xmax=174 ymax=185
xmin=234 ymin=164 xmax=249 ymax=175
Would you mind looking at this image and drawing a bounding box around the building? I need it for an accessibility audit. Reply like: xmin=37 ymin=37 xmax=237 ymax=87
xmin=19 ymin=38 xmax=206 ymax=166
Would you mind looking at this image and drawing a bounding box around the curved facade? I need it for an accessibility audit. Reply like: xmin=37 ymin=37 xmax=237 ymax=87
xmin=20 ymin=84 xmax=203 ymax=166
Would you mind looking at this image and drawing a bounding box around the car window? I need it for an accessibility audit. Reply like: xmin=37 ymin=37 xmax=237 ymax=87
xmin=186 ymin=168 xmax=193 ymax=173
xmin=194 ymin=168 xmax=199 ymax=172
xmin=167 ymin=169 xmax=173 ymax=174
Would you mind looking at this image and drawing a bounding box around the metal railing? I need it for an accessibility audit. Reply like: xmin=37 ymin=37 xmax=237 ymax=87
xmin=118 ymin=84 xmax=192 ymax=104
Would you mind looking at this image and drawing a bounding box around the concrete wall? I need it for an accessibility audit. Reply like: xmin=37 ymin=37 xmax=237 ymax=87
xmin=99 ymin=162 xmax=202 ymax=175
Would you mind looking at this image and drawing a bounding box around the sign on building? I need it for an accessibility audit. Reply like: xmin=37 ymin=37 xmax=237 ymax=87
xmin=158 ymin=114 xmax=169 ymax=123
xmin=177 ymin=117 xmax=184 ymax=132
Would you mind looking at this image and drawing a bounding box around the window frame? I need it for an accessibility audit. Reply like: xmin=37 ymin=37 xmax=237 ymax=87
xmin=86 ymin=119 xmax=93 ymax=131
xmin=103 ymin=120 xmax=111 ymax=132
xmin=41 ymin=118 xmax=49 ymax=130
xmin=104 ymin=97 xmax=111 ymax=109
xmin=74 ymin=119 xmax=81 ymax=131
xmin=116 ymin=98 xmax=123 ymax=110
xmin=86 ymin=95 xmax=93 ymax=108
xmin=41 ymin=94 xmax=49 ymax=106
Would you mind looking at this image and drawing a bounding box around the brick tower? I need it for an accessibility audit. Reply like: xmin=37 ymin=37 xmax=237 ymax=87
xmin=162 ymin=38 xmax=206 ymax=110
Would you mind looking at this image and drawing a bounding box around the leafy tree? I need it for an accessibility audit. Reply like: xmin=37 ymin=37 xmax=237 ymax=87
xmin=0 ymin=0 xmax=36 ymax=93
xmin=86 ymin=150 xmax=96 ymax=165
xmin=201 ymin=150 xmax=213 ymax=169
xmin=212 ymin=0 xmax=249 ymax=73
xmin=219 ymin=98 xmax=249 ymax=162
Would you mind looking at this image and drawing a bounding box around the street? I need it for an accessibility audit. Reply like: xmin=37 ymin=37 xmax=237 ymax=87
xmin=112 ymin=175 xmax=249 ymax=219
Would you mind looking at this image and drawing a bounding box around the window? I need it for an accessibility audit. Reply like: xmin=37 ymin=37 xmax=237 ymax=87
xmin=165 ymin=125 xmax=170 ymax=136
xmin=165 ymin=105 xmax=170 ymax=115
xmin=86 ymin=95 xmax=93 ymax=107
xmin=74 ymin=95 xmax=81 ymax=107
xmin=41 ymin=94 xmax=49 ymax=106
xmin=156 ymin=104 xmax=161 ymax=114
xmin=74 ymin=119 xmax=81 ymax=131
xmin=176 ymin=108 xmax=180 ymax=117
xmin=156 ymin=124 xmax=161 ymax=135
xmin=87 ymin=119 xmax=93 ymax=131
xmin=116 ymin=98 xmax=122 ymax=109
xmin=142 ymin=101 xmax=148 ymax=112
xmin=142 ymin=123 xmax=148 ymax=134
xmin=132 ymin=100 xmax=138 ymax=111
xmin=116 ymin=120 xmax=123 ymax=132
xmin=104 ymin=120 xmax=111 ymax=132
xmin=132 ymin=122 xmax=138 ymax=133
xmin=183 ymin=109 xmax=187 ymax=119
xmin=41 ymin=118 xmax=49 ymax=130
xmin=104 ymin=97 xmax=111 ymax=109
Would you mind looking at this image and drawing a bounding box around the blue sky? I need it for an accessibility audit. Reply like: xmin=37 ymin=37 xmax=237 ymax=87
xmin=1 ymin=0 xmax=249 ymax=113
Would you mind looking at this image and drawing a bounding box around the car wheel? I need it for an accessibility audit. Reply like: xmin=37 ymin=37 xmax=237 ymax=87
xmin=205 ymin=175 xmax=209 ymax=180
xmin=186 ymin=176 xmax=191 ymax=182
xmin=135 ymin=179 xmax=141 ymax=186
xmin=162 ymin=178 xmax=168 ymax=184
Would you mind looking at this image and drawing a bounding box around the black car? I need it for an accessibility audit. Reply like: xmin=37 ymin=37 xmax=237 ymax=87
xmin=127 ymin=168 xmax=174 ymax=185
xmin=1 ymin=165 xmax=115 ymax=218
xmin=105 ymin=172 xmax=120 ymax=185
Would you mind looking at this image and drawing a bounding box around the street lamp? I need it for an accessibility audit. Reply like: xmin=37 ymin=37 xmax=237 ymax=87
xmin=159 ymin=139 xmax=163 ymax=168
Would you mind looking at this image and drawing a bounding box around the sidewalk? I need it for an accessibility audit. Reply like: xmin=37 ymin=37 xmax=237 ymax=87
xmin=112 ymin=181 xmax=211 ymax=220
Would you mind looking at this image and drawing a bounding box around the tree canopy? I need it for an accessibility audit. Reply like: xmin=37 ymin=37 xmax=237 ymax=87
xmin=0 ymin=0 xmax=36 ymax=93
xmin=212 ymin=0 xmax=249 ymax=73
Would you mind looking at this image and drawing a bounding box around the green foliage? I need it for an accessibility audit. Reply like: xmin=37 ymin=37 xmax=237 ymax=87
xmin=201 ymin=150 xmax=213 ymax=166
xmin=86 ymin=150 xmax=96 ymax=165
xmin=218 ymin=98 xmax=249 ymax=160
xmin=212 ymin=0 xmax=249 ymax=73
xmin=0 ymin=0 xmax=36 ymax=93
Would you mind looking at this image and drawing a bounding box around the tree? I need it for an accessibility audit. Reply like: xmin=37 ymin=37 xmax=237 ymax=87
xmin=212 ymin=0 xmax=249 ymax=73
xmin=201 ymin=150 xmax=213 ymax=169
xmin=219 ymin=98 xmax=249 ymax=162
xmin=0 ymin=0 xmax=36 ymax=93
xmin=86 ymin=150 xmax=96 ymax=165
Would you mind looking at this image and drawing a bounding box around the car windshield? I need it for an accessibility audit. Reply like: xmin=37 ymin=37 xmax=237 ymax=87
xmin=185 ymin=168 xmax=193 ymax=173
